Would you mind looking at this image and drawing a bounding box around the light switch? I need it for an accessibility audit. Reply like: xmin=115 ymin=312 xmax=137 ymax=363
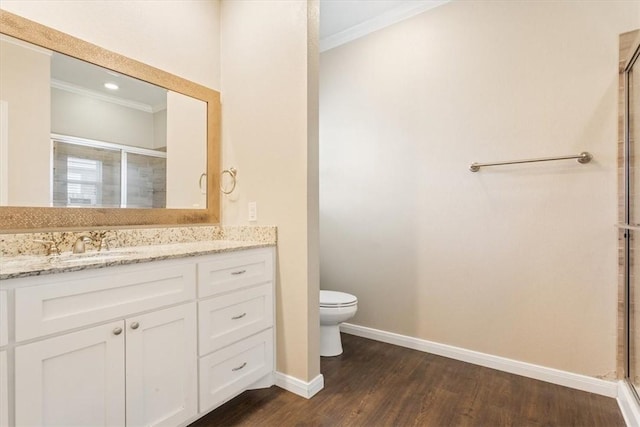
xmin=248 ymin=202 xmax=257 ymax=222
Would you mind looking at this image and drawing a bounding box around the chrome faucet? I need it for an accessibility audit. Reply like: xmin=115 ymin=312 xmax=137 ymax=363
xmin=72 ymin=234 xmax=94 ymax=254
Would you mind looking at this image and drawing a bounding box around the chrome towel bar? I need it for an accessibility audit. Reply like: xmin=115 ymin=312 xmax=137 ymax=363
xmin=616 ymin=224 xmax=640 ymax=231
xmin=469 ymin=152 xmax=593 ymax=172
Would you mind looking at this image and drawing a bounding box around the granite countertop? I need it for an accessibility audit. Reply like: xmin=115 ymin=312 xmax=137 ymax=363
xmin=0 ymin=240 xmax=274 ymax=280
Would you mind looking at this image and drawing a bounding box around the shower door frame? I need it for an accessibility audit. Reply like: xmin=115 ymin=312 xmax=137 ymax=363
xmin=622 ymin=29 xmax=640 ymax=398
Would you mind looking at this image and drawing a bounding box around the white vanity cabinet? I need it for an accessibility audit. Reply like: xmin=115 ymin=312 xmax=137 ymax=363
xmin=10 ymin=257 xmax=199 ymax=427
xmin=14 ymin=303 xmax=197 ymax=427
xmin=0 ymin=246 xmax=275 ymax=427
xmin=1 ymin=290 xmax=8 ymax=427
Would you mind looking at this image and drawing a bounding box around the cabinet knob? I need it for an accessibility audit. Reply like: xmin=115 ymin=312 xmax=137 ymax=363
xmin=130 ymin=322 xmax=140 ymax=330
xmin=113 ymin=327 xmax=123 ymax=336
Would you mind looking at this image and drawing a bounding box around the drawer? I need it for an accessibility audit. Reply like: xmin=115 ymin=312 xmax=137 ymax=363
xmin=199 ymin=283 xmax=273 ymax=356
xmin=0 ymin=291 xmax=7 ymax=347
xmin=15 ymin=262 xmax=196 ymax=342
xmin=197 ymin=249 xmax=273 ymax=298
xmin=199 ymin=328 xmax=273 ymax=413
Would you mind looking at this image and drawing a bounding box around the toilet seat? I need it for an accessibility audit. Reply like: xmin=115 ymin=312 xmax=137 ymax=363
xmin=320 ymin=290 xmax=357 ymax=308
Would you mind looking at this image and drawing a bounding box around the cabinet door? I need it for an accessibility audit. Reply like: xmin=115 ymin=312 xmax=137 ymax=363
xmin=1 ymin=350 xmax=8 ymax=427
xmin=126 ymin=303 xmax=197 ymax=427
xmin=15 ymin=321 xmax=125 ymax=426
xmin=0 ymin=290 xmax=7 ymax=347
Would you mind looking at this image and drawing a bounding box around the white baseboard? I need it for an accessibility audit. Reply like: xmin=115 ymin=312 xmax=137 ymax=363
xmin=341 ymin=323 xmax=618 ymax=398
xmin=618 ymin=380 xmax=640 ymax=426
xmin=275 ymin=372 xmax=324 ymax=399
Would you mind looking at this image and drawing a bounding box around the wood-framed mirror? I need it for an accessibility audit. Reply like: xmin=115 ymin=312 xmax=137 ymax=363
xmin=0 ymin=9 xmax=220 ymax=231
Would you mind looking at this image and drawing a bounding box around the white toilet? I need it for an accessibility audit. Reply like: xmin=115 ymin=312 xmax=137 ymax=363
xmin=319 ymin=290 xmax=358 ymax=357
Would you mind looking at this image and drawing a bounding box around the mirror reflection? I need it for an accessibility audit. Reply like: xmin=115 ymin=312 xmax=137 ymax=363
xmin=0 ymin=34 xmax=207 ymax=209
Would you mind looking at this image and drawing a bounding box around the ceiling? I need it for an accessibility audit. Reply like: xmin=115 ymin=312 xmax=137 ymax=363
xmin=51 ymin=2 xmax=448 ymax=104
xmin=319 ymin=0 xmax=449 ymax=51
xmin=51 ymin=51 xmax=167 ymax=112
xmin=320 ymin=0 xmax=417 ymax=38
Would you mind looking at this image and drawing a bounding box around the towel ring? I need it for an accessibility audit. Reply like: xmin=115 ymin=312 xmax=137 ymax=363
xmin=198 ymin=173 xmax=207 ymax=195
xmin=220 ymin=167 xmax=237 ymax=195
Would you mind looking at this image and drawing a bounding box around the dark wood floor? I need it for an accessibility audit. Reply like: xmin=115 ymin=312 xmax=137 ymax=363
xmin=191 ymin=333 xmax=625 ymax=426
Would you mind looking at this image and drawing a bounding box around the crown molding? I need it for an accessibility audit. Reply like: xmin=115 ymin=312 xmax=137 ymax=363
xmin=320 ymin=1 xmax=450 ymax=52
xmin=0 ymin=34 xmax=51 ymax=56
xmin=51 ymin=78 xmax=166 ymax=113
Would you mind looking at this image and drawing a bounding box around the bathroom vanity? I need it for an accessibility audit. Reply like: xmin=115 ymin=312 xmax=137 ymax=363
xmin=0 ymin=242 xmax=275 ymax=427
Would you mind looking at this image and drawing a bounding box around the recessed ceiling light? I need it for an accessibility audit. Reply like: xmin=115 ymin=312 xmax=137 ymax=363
xmin=104 ymin=82 xmax=119 ymax=90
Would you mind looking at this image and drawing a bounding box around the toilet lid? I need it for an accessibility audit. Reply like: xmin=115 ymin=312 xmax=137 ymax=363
xmin=320 ymin=290 xmax=357 ymax=307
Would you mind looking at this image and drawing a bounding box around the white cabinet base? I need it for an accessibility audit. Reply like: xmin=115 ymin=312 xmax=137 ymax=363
xmin=4 ymin=246 xmax=275 ymax=427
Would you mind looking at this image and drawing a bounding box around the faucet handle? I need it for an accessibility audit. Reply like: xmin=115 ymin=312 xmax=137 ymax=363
xmin=90 ymin=231 xmax=108 ymax=251
xmin=33 ymin=239 xmax=61 ymax=256
xmin=91 ymin=231 xmax=117 ymax=251
xmin=102 ymin=236 xmax=118 ymax=251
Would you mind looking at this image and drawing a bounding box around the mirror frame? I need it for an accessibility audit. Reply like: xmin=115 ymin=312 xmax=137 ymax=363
xmin=0 ymin=9 xmax=220 ymax=231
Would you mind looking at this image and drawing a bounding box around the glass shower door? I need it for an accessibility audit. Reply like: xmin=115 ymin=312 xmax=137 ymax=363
xmin=626 ymin=33 xmax=640 ymax=397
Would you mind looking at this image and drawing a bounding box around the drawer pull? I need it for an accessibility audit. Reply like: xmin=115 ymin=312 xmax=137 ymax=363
xmin=231 ymin=269 xmax=247 ymax=276
xmin=232 ymin=362 xmax=247 ymax=372
xmin=113 ymin=327 xmax=123 ymax=336
xmin=232 ymin=312 xmax=247 ymax=320
xmin=130 ymin=322 xmax=140 ymax=330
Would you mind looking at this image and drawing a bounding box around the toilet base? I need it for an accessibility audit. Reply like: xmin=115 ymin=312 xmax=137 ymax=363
xmin=320 ymin=324 xmax=343 ymax=357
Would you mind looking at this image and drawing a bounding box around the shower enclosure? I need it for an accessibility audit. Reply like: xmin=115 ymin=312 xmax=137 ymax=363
xmin=623 ymin=30 xmax=640 ymax=399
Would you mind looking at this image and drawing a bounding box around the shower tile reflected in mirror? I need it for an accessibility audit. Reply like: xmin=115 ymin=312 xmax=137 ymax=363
xmin=52 ymin=138 xmax=166 ymax=208
xmin=127 ymin=152 xmax=167 ymax=208
xmin=52 ymin=141 xmax=121 ymax=207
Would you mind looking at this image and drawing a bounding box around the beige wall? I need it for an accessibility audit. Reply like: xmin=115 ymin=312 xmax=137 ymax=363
xmin=166 ymin=91 xmax=207 ymax=209
xmin=0 ymin=1 xmax=220 ymax=90
xmin=154 ymin=109 xmax=167 ymax=150
xmin=220 ymin=0 xmax=320 ymax=381
xmin=51 ymin=88 xmax=157 ymax=149
xmin=0 ymin=38 xmax=51 ymax=206
xmin=320 ymin=0 xmax=640 ymax=378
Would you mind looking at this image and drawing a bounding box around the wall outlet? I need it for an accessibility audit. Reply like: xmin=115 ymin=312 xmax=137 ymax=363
xmin=248 ymin=201 xmax=257 ymax=222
